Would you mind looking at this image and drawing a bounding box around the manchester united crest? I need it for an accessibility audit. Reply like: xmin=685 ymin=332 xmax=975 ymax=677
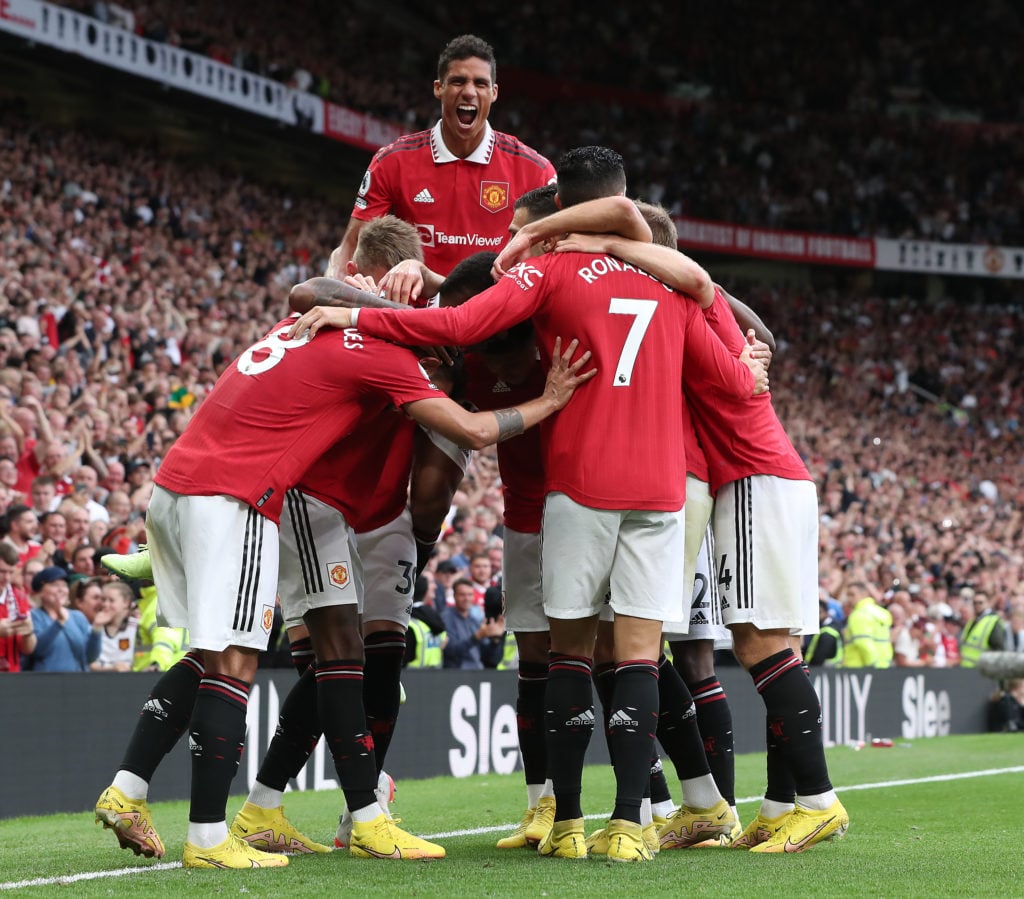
xmin=262 ymin=606 xmax=275 ymax=632
xmin=480 ymin=180 xmax=509 ymax=213
xmin=328 ymin=562 xmax=350 ymax=589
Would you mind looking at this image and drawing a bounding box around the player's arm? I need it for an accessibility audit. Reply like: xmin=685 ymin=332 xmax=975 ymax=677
xmin=685 ymin=311 xmax=767 ymax=398
xmin=553 ymin=231 xmax=715 ymax=308
xmin=715 ymin=284 xmax=776 ymax=353
xmin=290 ymin=278 xmax=407 ymax=314
xmin=410 ymin=428 xmax=469 ymax=576
xmin=290 ymin=278 xmax=531 ymax=349
xmin=492 ymin=196 xmax=651 ymax=277
xmin=326 ymin=219 xmax=366 ymax=278
xmin=402 ymin=338 xmax=595 ymax=450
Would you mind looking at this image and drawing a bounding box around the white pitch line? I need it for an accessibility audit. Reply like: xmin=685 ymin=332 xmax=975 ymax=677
xmin=4 ymin=765 xmax=1023 ymax=890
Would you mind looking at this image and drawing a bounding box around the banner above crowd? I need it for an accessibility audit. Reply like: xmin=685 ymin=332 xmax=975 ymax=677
xmin=674 ymin=217 xmax=1024 ymax=280
xmin=0 ymin=0 xmax=401 ymax=152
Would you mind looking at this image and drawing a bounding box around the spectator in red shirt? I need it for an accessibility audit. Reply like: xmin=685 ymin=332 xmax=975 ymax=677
xmin=0 ymin=543 xmax=36 ymax=671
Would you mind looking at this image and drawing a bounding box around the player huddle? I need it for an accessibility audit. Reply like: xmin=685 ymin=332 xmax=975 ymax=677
xmin=93 ymin=33 xmax=847 ymax=869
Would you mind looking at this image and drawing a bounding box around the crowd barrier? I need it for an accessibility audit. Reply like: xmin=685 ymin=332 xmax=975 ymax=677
xmin=0 ymin=666 xmax=993 ymax=819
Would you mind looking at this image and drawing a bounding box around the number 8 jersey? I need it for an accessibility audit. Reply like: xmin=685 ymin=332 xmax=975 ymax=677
xmin=355 ymin=253 xmax=756 ymax=512
xmin=155 ymin=317 xmax=440 ymax=524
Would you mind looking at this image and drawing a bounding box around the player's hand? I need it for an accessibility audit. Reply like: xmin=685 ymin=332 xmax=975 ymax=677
xmin=739 ymin=344 xmax=769 ymax=395
xmin=543 ymin=337 xmax=597 ymax=410
xmin=491 ymin=229 xmax=537 ymax=279
xmin=377 ymin=259 xmax=424 ymax=305
xmin=324 ymin=245 xmax=346 ymax=280
xmin=288 ymin=306 xmax=354 ymax=340
xmin=552 ymin=232 xmax=608 ymax=255
xmin=343 ymin=273 xmax=378 ymax=294
xmin=746 ymin=329 xmax=773 ymax=370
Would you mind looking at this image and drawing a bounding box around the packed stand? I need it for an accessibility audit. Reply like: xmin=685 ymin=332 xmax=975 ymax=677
xmin=2 ymin=109 xmax=1023 ymax=674
xmin=47 ymin=0 xmax=1024 ymax=243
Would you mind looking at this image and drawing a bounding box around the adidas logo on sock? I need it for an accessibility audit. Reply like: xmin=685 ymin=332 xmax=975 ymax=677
xmin=142 ymin=698 xmax=168 ymax=718
xmin=413 ymin=188 xmax=435 ymax=203
xmin=608 ymin=709 xmax=639 ymax=728
xmin=565 ymin=709 xmax=595 ymax=728
xmin=492 ymin=380 xmax=511 ymax=393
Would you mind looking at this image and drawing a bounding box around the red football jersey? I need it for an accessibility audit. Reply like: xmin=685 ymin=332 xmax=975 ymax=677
xmin=351 ymin=122 xmax=556 ymax=276
xmin=357 ymin=254 xmax=755 ymax=511
xmin=685 ymin=287 xmax=811 ymax=492
xmin=156 ymin=318 xmax=439 ymax=524
xmin=463 ymin=352 xmax=546 ymax=533
xmin=298 ymin=411 xmax=416 ymax=534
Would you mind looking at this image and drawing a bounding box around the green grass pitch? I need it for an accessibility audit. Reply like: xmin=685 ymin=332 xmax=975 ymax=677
xmin=1 ymin=734 xmax=1021 ymax=897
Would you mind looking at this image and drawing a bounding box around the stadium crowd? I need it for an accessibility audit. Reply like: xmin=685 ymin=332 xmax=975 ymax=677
xmin=50 ymin=0 xmax=1024 ymax=243
xmin=1 ymin=104 xmax=1021 ymax=675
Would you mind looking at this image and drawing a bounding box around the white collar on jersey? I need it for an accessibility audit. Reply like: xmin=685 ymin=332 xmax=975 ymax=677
xmin=430 ymin=120 xmax=495 ymax=165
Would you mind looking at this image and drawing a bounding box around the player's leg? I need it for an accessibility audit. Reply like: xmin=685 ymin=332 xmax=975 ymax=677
xmin=597 ymin=508 xmax=687 ymax=862
xmin=717 ymin=477 xmax=848 ymax=853
xmin=358 ymin=510 xmax=418 ymax=776
xmin=95 ymin=486 xmax=197 ymax=861
xmin=494 ymin=527 xmax=554 ymax=848
xmin=171 ymin=492 xmax=287 ymax=869
xmin=95 ymin=651 xmax=204 ymax=858
xmin=537 ymin=493 xmax=612 ymax=859
xmin=231 ymin=620 xmax=330 ymax=855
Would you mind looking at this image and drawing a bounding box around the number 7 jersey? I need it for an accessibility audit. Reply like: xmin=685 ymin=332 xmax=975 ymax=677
xmin=155 ymin=317 xmax=440 ymax=524
xmin=356 ymin=253 xmax=756 ymax=512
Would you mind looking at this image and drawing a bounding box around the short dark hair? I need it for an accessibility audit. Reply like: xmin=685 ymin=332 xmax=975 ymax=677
xmin=514 ymin=184 xmax=558 ymax=219
xmin=439 ymin=252 xmax=498 ymax=308
xmin=0 ymin=542 xmax=18 ymax=566
xmin=556 ymin=146 xmax=626 ymax=208
xmin=437 ymin=34 xmax=496 ymax=83
xmin=453 ymin=577 xmax=475 ymax=594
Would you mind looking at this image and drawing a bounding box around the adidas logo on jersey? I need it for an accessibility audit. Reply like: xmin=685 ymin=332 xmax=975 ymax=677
xmin=565 ymin=709 xmax=595 ymax=728
xmin=142 ymin=698 xmax=168 ymax=719
xmin=608 ymin=709 xmax=639 ymax=729
xmin=413 ymin=188 xmax=435 ymax=204
xmin=491 ymin=380 xmax=511 ymax=393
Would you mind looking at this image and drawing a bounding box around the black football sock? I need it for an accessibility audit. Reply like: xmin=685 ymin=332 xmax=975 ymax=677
xmin=687 ymin=674 xmax=736 ymax=806
xmin=120 ymin=652 xmax=204 ymax=781
xmin=545 ymin=654 xmax=594 ymax=821
xmin=751 ymin=649 xmax=832 ymax=799
xmin=592 ymin=661 xmax=616 ymax=760
xmin=316 ymin=660 xmax=377 ymax=812
xmin=517 ymin=660 xmax=548 ymax=788
xmin=363 ymin=630 xmax=406 ymax=773
xmin=608 ymin=660 xmax=659 ymax=823
xmin=655 ymin=655 xmax=711 ymax=781
xmin=188 ymin=673 xmax=249 ymax=823
xmin=648 ymin=755 xmax=672 ymax=805
xmin=289 ymin=635 xmax=315 ymax=675
xmin=255 ymin=666 xmax=321 ymax=791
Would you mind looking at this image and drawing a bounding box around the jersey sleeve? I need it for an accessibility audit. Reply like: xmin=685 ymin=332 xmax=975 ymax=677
xmin=702 ymin=286 xmax=747 ymax=355
xmin=363 ymin=343 xmax=444 ymax=407
xmin=683 ymin=306 xmax=755 ymax=399
xmin=350 ymin=150 xmax=395 ymax=222
xmin=357 ymin=270 xmax=542 ymax=348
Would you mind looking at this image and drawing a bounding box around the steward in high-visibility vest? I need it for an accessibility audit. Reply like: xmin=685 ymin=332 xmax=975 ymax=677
xmin=842 ymin=594 xmax=892 ymax=668
xmin=405 ymin=607 xmax=445 ymax=668
xmin=131 ymin=584 xmax=188 ymax=671
xmin=806 ymin=601 xmax=844 ymax=667
xmin=960 ymin=594 xmax=1007 ymax=668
